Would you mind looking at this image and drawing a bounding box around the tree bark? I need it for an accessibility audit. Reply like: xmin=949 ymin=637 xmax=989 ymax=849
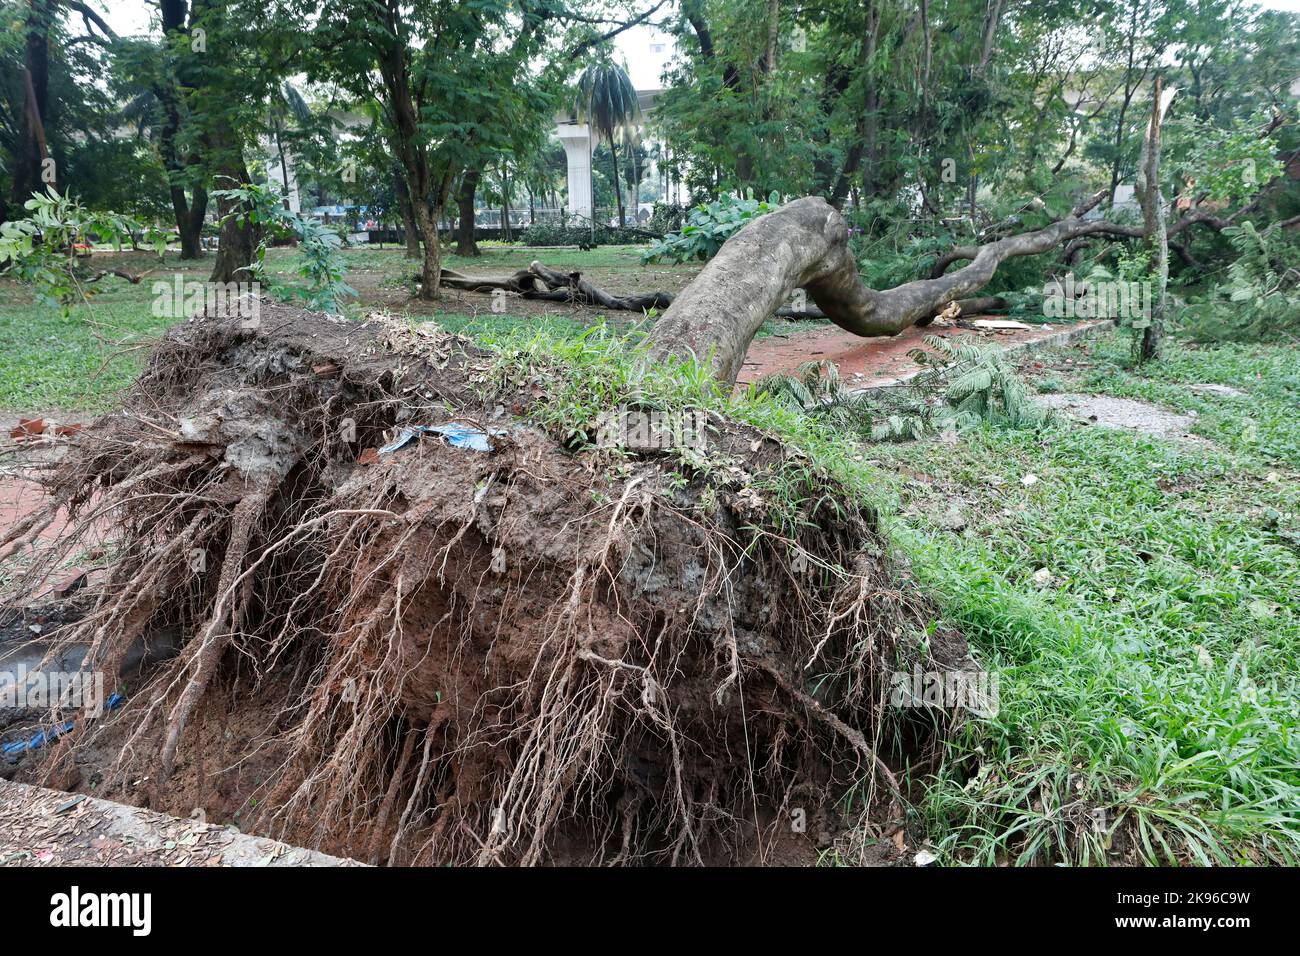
xmin=439 ymin=260 xmax=833 ymax=321
xmin=176 ymin=195 xmax=207 ymax=259
xmin=500 ymin=163 xmax=513 ymax=242
xmin=411 ymin=202 xmax=443 ymax=298
xmin=208 ymin=133 xmax=260 ymax=285
xmin=10 ymin=0 xmax=53 ymax=206
xmin=394 ymin=172 xmax=421 ymax=258
xmin=274 ymin=121 xmax=292 ymax=211
xmin=1136 ymin=77 xmax=1176 ymax=363
xmin=156 ymin=0 xmax=206 ymax=260
xmin=455 ymin=167 xmax=480 ymax=256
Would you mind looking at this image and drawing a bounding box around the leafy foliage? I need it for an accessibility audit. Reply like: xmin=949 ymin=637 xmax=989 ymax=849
xmin=1171 ymin=112 xmax=1286 ymax=208
xmin=757 ymin=336 xmax=1043 ymax=442
xmin=1182 ymin=223 xmax=1300 ymax=341
xmin=0 ymin=188 xmax=166 ymax=318
xmin=210 ymin=181 xmax=356 ymax=313
xmin=641 ymin=191 xmax=782 ymax=264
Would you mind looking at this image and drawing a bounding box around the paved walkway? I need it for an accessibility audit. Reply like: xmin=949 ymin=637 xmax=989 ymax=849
xmin=737 ymin=318 xmax=1109 ymax=389
xmin=0 ymin=779 xmax=360 ymax=867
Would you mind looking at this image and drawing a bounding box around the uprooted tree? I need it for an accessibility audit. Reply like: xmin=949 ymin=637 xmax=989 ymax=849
xmin=0 ymin=81 xmax=1231 ymax=860
xmin=1 ymin=297 xmax=976 ymax=866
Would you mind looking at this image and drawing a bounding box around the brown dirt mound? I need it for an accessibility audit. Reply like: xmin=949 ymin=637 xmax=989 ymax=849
xmin=0 ymin=302 xmax=969 ymax=865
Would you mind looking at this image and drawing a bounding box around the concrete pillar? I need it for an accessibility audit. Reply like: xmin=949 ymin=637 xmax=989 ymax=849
xmin=556 ymin=121 xmax=593 ymax=220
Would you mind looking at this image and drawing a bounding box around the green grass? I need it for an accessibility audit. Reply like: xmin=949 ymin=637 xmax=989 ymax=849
xmin=0 ymin=243 xmax=769 ymax=412
xmin=867 ymin=331 xmax=1300 ymax=864
xmin=0 ymin=274 xmax=181 ymax=411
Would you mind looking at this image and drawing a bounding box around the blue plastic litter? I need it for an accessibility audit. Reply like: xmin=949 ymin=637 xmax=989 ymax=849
xmin=378 ymin=423 xmax=502 ymax=455
xmin=2 ymin=692 xmax=124 ymax=755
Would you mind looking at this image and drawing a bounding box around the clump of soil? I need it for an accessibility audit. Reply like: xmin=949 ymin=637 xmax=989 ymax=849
xmin=0 ymin=303 xmax=968 ymax=865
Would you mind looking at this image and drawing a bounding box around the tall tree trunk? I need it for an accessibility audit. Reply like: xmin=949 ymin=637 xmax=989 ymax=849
xmin=156 ymin=0 xmax=205 ymax=260
xmin=10 ymin=0 xmax=53 ymax=206
xmin=394 ymin=173 xmax=421 ymax=258
xmin=402 ymin=204 xmax=420 ymax=257
xmin=412 ymin=202 xmax=442 ymax=299
xmin=860 ymin=2 xmax=881 ymax=199
xmin=1136 ymin=77 xmax=1176 ymax=363
xmin=177 ymin=190 xmax=207 ymax=259
xmin=501 ymin=163 xmax=513 ymax=242
xmin=977 ymin=0 xmax=1005 ymax=72
xmin=375 ymin=0 xmax=447 ymax=298
xmin=765 ymin=0 xmax=780 ymax=73
xmin=456 ymin=166 xmax=480 ymax=256
xmin=208 ymin=131 xmax=260 ymax=285
xmin=632 ymin=147 xmax=641 ymax=223
xmin=274 ymin=121 xmax=292 ymax=211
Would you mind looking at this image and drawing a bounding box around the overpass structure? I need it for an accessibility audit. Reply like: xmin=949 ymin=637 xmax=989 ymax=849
xmin=554 ymin=88 xmax=668 ymax=221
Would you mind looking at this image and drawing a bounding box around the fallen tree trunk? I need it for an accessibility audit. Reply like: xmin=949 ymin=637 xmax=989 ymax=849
xmin=440 ymin=260 xmax=1007 ymax=329
xmin=439 ymin=261 xmax=675 ymax=313
xmin=645 ymin=197 xmax=1135 ymax=385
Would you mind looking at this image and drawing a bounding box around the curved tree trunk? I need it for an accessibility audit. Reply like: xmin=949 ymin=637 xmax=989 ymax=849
xmin=646 ymin=196 xmax=1158 ymax=385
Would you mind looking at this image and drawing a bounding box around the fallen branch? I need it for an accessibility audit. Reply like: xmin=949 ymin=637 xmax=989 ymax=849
xmin=84 ymin=268 xmax=153 ymax=284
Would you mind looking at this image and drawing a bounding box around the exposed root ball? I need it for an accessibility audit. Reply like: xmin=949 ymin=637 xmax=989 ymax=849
xmin=2 ymin=303 xmax=968 ymax=865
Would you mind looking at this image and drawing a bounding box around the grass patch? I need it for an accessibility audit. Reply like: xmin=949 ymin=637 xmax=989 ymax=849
xmin=870 ymin=330 xmax=1300 ymax=864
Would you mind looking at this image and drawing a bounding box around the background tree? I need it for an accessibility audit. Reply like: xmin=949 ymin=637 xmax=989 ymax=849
xmin=576 ymin=59 xmax=641 ymax=228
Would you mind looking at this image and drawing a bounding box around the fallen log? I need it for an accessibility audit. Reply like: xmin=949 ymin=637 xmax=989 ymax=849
xmin=437 ymin=260 xmax=828 ymax=319
xmin=645 ymin=197 xmax=1171 ymax=384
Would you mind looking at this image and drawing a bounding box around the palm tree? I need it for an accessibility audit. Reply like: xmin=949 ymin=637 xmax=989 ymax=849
xmin=269 ymin=83 xmax=312 ymax=210
xmin=575 ymin=61 xmax=640 ymax=228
